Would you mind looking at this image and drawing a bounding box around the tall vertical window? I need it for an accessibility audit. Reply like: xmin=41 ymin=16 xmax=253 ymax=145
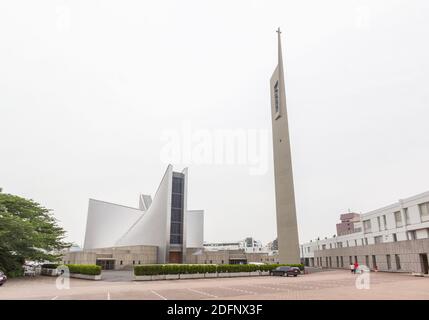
xmin=419 ymin=202 xmax=429 ymax=222
xmin=372 ymin=255 xmax=377 ymax=269
xmin=394 ymin=211 xmax=403 ymax=228
xmin=363 ymin=220 xmax=372 ymax=233
xmin=170 ymin=174 xmax=184 ymax=245
xmin=274 ymin=81 xmax=280 ymax=115
xmin=386 ymin=255 xmax=391 ymax=270
xmin=395 ymin=254 xmax=401 ymax=270
xmin=377 ymin=216 xmax=381 ymax=230
xmin=383 ymin=215 xmax=387 ymax=229
xmin=404 ymin=208 xmax=410 ymax=225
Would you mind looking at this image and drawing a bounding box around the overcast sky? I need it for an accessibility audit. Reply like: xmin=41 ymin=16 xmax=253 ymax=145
xmin=1 ymin=1 xmax=429 ymax=247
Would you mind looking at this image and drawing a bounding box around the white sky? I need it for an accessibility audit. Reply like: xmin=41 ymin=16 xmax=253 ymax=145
xmin=1 ymin=1 xmax=429 ymax=247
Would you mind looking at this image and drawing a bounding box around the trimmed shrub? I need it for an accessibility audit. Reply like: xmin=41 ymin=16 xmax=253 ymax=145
xmin=133 ymin=263 xmax=304 ymax=276
xmin=65 ymin=264 xmax=101 ymax=276
xmin=134 ymin=264 xmax=163 ymax=276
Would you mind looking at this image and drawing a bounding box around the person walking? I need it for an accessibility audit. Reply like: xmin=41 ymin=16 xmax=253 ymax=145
xmin=350 ymin=263 xmax=354 ymax=274
xmin=354 ymin=261 xmax=359 ymax=274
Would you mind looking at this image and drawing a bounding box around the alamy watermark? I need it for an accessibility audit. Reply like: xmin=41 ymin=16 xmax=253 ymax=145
xmin=355 ymin=265 xmax=371 ymax=290
xmin=55 ymin=265 xmax=70 ymax=290
xmin=160 ymin=121 xmax=269 ymax=175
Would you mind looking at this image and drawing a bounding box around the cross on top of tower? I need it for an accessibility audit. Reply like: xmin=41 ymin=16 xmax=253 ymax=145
xmin=276 ymin=27 xmax=281 ymax=34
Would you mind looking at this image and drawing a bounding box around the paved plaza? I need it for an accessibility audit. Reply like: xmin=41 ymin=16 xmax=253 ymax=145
xmin=0 ymin=270 xmax=428 ymax=300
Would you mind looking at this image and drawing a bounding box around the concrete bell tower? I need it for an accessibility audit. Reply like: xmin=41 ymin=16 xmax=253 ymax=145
xmin=269 ymin=28 xmax=301 ymax=264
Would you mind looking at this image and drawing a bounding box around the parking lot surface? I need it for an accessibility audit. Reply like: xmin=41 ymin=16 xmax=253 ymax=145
xmin=0 ymin=270 xmax=428 ymax=300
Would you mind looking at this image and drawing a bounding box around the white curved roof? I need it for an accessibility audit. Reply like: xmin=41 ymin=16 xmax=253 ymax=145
xmin=82 ymin=165 xmax=204 ymax=263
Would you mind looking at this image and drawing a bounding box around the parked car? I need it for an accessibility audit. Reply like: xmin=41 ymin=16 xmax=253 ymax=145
xmin=0 ymin=271 xmax=7 ymax=286
xmin=23 ymin=265 xmax=36 ymax=277
xmin=270 ymin=266 xmax=301 ymax=277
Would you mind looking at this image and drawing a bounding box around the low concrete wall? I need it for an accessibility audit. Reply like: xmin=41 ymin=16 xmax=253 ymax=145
xmin=134 ymin=271 xmax=271 ymax=281
xmin=70 ymin=273 xmax=102 ymax=281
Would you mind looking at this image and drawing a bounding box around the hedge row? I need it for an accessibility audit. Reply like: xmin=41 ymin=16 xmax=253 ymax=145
xmin=40 ymin=263 xmax=101 ymax=275
xmin=134 ymin=264 xmax=304 ymax=276
xmin=65 ymin=264 xmax=101 ymax=276
xmin=66 ymin=264 xmax=101 ymax=276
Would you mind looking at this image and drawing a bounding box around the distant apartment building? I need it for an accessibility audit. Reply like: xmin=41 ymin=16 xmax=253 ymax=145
xmin=301 ymin=191 xmax=429 ymax=275
xmin=336 ymin=212 xmax=361 ymax=236
xmin=204 ymin=237 xmax=271 ymax=254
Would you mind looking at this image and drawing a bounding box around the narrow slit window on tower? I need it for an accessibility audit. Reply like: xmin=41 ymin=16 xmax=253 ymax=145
xmin=274 ymin=81 xmax=280 ymax=114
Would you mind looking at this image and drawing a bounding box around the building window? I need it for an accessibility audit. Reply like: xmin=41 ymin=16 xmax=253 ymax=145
xmin=395 ymin=255 xmax=401 ymax=270
xmin=322 ymin=244 xmax=326 ymax=250
xmin=170 ymin=234 xmax=182 ymax=244
xmin=138 ymin=261 xmax=141 ymax=265
xmin=383 ymin=215 xmax=387 ymax=230
xmin=172 ymin=177 xmax=184 ymax=193
xmin=374 ymin=236 xmax=383 ymax=244
xmin=394 ymin=211 xmax=403 ymax=228
xmin=171 ymin=209 xmax=182 ymax=222
xmin=209 ymin=260 xmax=212 ymax=264
xmin=170 ymin=222 xmax=181 ymax=234
xmin=336 ymin=256 xmax=339 ymax=268
xmin=386 ymin=255 xmax=391 ymax=270
xmin=372 ymin=255 xmax=377 ymax=269
xmin=172 ymin=194 xmax=183 ymax=209
xmin=340 ymin=256 xmax=344 ymax=268
xmin=392 ymin=233 xmax=397 ymax=242
xmin=404 ymin=208 xmax=410 ymax=225
xmin=120 ymin=260 xmax=123 ymax=265
xmin=377 ymin=216 xmax=381 ymax=230
xmin=419 ymin=202 xmax=429 ymax=222
xmin=222 ymin=260 xmax=224 ymax=264
xmin=365 ymin=255 xmax=369 ymax=267
xmin=346 ymin=241 xmax=349 ymax=247
xmin=354 ymin=240 xmax=357 ymax=246
xmin=133 ymin=261 xmax=135 ymax=265
xmin=354 ymin=256 xmax=358 ymax=264
xmin=361 ymin=239 xmax=364 ymax=246
xmin=407 ymin=230 xmax=416 ymax=240
xmin=349 ymin=256 xmax=353 ymax=265
xmin=363 ymin=220 xmax=372 ymax=233
xmin=365 ymin=238 xmax=368 ymax=245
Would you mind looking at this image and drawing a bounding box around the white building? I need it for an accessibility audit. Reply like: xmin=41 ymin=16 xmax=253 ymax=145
xmin=67 ymin=165 xmax=204 ymax=267
xmin=204 ymin=237 xmax=272 ymax=254
xmin=300 ymin=191 xmax=429 ymax=274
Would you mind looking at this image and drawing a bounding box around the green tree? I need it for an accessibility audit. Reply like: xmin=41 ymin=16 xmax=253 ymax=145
xmin=0 ymin=192 xmax=70 ymax=276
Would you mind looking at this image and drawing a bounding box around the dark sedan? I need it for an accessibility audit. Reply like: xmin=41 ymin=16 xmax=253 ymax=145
xmin=269 ymin=266 xmax=301 ymax=277
xmin=0 ymin=271 xmax=7 ymax=286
